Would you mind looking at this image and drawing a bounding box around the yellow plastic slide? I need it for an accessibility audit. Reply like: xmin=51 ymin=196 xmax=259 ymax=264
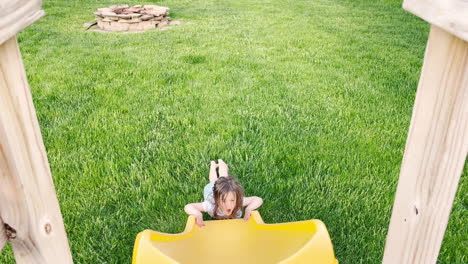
xmin=132 ymin=211 xmax=338 ymax=264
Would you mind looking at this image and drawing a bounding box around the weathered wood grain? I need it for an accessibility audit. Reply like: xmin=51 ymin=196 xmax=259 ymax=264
xmin=0 ymin=217 xmax=6 ymax=252
xmin=403 ymin=0 xmax=468 ymax=42
xmin=0 ymin=0 xmax=44 ymax=45
xmin=0 ymin=36 xmax=73 ymax=263
xmin=382 ymin=25 xmax=468 ymax=264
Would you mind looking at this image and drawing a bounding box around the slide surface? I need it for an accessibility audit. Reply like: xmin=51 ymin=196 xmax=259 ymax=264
xmin=132 ymin=211 xmax=338 ymax=264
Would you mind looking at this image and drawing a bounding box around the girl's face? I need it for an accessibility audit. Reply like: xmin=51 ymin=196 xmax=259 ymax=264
xmin=220 ymin=192 xmax=236 ymax=216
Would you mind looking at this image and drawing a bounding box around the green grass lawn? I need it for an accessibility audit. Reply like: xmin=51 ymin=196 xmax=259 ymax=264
xmin=1 ymin=0 xmax=466 ymax=263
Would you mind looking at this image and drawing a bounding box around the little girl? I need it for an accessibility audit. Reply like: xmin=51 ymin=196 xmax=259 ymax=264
xmin=184 ymin=159 xmax=263 ymax=227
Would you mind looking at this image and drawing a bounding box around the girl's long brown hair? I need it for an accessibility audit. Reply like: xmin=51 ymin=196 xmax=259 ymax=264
xmin=213 ymin=176 xmax=244 ymax=219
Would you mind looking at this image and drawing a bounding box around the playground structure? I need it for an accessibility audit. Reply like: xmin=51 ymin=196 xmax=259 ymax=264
xmin=132 ymin=211 xmax=338 ymax=264
xmin=0 ymin=0 xmax=467 ymax=263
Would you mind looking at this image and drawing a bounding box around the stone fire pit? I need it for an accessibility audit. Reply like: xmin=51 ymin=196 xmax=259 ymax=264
xmin=91 ymin=4 xmax=178 ymax=32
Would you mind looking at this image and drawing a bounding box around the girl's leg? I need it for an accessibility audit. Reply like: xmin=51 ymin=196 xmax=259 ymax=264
xmin=218 ymin=159 xmax=229 ymax=177
xmin=209 ymin=161 xmax=218 ymax=183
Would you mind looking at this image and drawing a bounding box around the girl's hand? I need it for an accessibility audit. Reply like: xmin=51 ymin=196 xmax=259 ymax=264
xmin=244 ymin=208 xmax=253 ymax=221
xmin=184 ymin=203 xmax=207 ymax=227
xmin=196 ymin=215 xmax=205 ymax=227
xmin=242 ymin=196 xmax=263 ymax=221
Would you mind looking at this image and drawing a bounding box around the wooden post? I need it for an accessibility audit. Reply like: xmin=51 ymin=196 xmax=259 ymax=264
xmin=403 ymin=0 xmax=468 ymax=43
xmin=0 ymin=218 xmax=6 ymax=252
xmin=382 ymin=25 xmax=468 ymax=263
xmin=0 ymin=36 xmax=73 ymax=263
xmin=0 ymin=0 xmax=44 ymax=45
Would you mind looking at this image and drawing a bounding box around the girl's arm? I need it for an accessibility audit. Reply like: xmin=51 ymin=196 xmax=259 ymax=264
xmin=242 ymin=196 xmax=263 ymax=221
xmin=184 ymin=202 xmax=206 ymax=227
